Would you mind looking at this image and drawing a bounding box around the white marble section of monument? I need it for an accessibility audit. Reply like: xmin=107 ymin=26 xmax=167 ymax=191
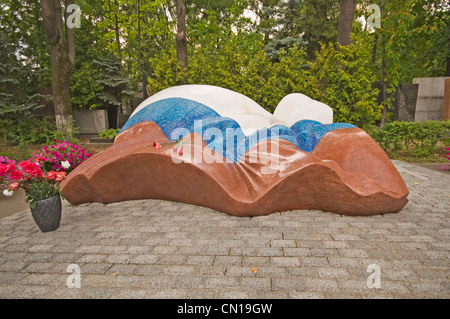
xmin=273 ymin=93 xmax=333 ymax=126
xmin=130 ymin=85 xmax=334 ymax=135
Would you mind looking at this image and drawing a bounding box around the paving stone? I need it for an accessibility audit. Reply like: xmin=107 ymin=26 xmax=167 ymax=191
xmin=0 ymin=160 xmax=448 ymax=299
xmin=272 ymin=277 xmax=304 ymax=290
xmin=214 ymin=256 xmax=242 ymax=266
xmin=240 ymin=277 xmax=271 ymax=289
xmin=318 ymin=267 xmax=350 ymax=279
xmin=271 ymin=257 xmax=300 ymax=267
xmin=205 ymin=277 xmax=240 ymax=289
xmin=304 ymin=278 xmax=339 ymax=292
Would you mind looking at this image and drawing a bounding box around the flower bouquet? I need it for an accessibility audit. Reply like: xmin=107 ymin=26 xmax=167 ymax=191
xmin=1 ymin=156 xmax=66 ymax=208
xmin=1 ymin=142 xmax=92 ymax=232
xmin=1 ymin=156 xmax=66 ymax=232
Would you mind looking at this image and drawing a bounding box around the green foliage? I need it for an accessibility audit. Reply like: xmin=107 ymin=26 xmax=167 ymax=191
xmin=263 ymin=0 xmax=307 ymax=61
xmin=298 ymin=0 xmax=340 ymax=59
xmin=91 ymin=58 xmax=135 ymax=109
xmin=0 ymin=115 xmax=79 ymax=146
xmin=148 ymin=29 xmax=382 ymax=124
xmin=99 ymin=128 xmax=120 ymax=140
xmin=26 ymin=181 xmax=60 ymax=209
xmin=0 ymin=0 xmax=51 ymax=87
xmin=70 ymin=62 xmax=104 ymax=110
xmin=2 ymin=0 xmax=449 ymax=152
xmin=0 ymin=32 xmax=45 ymax=117
xmin=306 ymin=42 xmax=383 ymax=128
xmin=370 ymin=120 xmax=450 ymax=159
xmin=356 ymin=0 xmax=450 ymax=117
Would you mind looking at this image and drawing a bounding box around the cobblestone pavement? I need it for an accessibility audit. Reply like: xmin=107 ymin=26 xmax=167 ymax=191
xmin=0 ymin=160 xmax=448 ymax=299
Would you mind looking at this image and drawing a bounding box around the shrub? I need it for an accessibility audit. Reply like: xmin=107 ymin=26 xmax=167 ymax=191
xmin=306 ymin=42 xmax=383 ymax=128
xmin=0 ymin=115 xmax=78 ymax=146
xmin=370 ymin=120 xmax=450 ymax=159
xmin=99 ymin=128 xmax=120 ymax=140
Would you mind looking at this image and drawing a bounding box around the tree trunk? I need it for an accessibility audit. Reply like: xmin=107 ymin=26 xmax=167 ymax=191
xmin=113 ymin=0 xmax=123 ymax=71
xmin=379 ymin=1 xmax=388 ymax=128
xmin=40 ymin=0 xmax=74 ymax=129
xmin=337 ymin=0 xmax=355 ymax=46
xmin=137 ymin=0 xmax=141 ymax=75
xmin=175 ymin=0 xmax=188 ymax=82
xmin=445 ymin=56 xmax=450 ymax=77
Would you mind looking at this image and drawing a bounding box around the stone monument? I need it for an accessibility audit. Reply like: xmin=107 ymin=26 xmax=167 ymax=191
xmin=61 ymin=85 xmax=409 ymax=216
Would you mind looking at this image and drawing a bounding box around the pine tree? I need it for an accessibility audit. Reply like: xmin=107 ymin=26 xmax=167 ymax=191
xmin=92 ymin=58 xmax=134 ymax=128
xmin=263 ymin=0 xmax=307 ymax=61
xmin=0 ymin=33 xmax=43 ymax=121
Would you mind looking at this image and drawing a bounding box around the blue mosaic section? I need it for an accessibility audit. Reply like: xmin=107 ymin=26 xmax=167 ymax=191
xmin=120 ymin=98 xmax=356 ymax=163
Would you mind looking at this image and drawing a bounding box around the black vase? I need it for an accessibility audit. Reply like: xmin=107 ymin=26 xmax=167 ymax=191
xmin=30 ymin=195 xmax=62 ymax=232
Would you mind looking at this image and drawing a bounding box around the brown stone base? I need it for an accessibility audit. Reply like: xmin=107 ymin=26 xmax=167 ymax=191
xmin=61 ymin=122 xmax=409 ymax=216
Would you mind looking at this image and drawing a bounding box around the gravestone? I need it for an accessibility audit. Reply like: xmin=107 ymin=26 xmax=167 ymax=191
xmin=413 ymin=77 xmax=450 ymax=121
xmin=394 ymin=83 xmax=418 ymax=121
xmin=61 ymin=84 xmax=409 ymax=217
xmin=73 ymin=109 xmax=109 ymax=135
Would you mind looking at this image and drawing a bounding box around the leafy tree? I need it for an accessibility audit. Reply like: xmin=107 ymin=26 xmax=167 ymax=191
xmin=0 ymin=32 xmax=44 ymax=121
xmin=0 ymin=0 xmax=51 ymax=87
xmin=298 ymin=0 xmax=340 ymax=59
xmin=356 ymin=0 xmax=450 ymax=125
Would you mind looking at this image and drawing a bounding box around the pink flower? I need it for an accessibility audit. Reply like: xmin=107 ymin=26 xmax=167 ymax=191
xmin=155 ymin=143 xmax=161 ymax=149
xmin=55 ymin=171 xmax=66 ymax=182
xmin=178 ymin=148 xmax=183 ymax=156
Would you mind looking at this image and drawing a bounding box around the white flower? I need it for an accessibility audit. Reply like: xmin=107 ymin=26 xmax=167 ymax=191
xmin=3 ymin=189 xmax=14 ymax=197
xmin=61 ymin=161 xmax=71 ymax=169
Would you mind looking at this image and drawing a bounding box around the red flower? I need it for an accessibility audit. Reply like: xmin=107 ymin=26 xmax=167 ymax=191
xmin=6 ymin=163 xmax=15 ymax=172
xmin=9 ymin=182 xmax=20 ymax=190
xmin=153 ymin=141 xmax=157 ymax=147
xmin=9 ymin=169 xmax=23 ymax=181
xmin=0 ymin=164 xmax=7 ymax=177
xmin=178 ymin=148 xmax=183 ymax=156
xmin=19 ymin=161 xmax=43 ymax=178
